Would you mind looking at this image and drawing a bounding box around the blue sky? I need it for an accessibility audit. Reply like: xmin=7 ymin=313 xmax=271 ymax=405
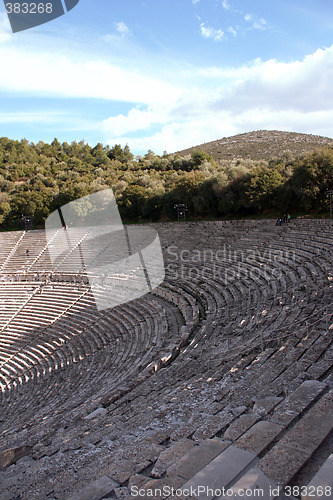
xmin=0 ymin=0 xmax=333 ymax=155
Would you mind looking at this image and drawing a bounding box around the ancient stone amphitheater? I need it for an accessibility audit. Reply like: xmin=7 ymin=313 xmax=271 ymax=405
xmin=0 ymin=219 xmax=333 ymax=500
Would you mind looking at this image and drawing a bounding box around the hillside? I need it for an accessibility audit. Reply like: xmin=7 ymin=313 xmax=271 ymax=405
xmin=177 ymin=130 xmax=333 ymax=162
xmin=1 ymin=133 xmax=333 ymax=227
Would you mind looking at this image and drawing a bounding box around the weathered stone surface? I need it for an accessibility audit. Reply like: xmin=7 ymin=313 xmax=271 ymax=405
xmin=180 ymin=445 xmax=257 ymax=500
xmin=0 ymin=446 xmax=32 ymax=470
xmin=107 ymin=459 xmax=152 ymax=485
xmin=259 ymin=392 xmax=333 ymax=486
xmin=192 ymin=412 xmax=234 ymax=441
xmin=236 ymin=421 xmax=283 ymax=455
xmin=16 ymin=455 xmax=35 ymax=467
xmin=302 ymin=454 xmax=333 ymax=500
xmin=114 ymin=486 xmax=131 ymax=498
xmin=151 ymin=438 xmax=195 ymax=478
xmin=84 ymin=408 xmax=107 ymax=420
xmin=270 ymin=380 xmax=327 ymax=426
xmin=216 ymin=466 xmax=278 ymax=500
xmin=276 ymin=392 xmax=333 ymax=455
xmin=1 ymin=221 xmax=333 ymax=500
xmin=105 ymin=442 xmax=164 ymax=483
xmin=224 ymin=414 xmax=259 ymax=441
xmin=67 ymin=475 xmax=118 ymax=500
xmin=131 ymin=474 xmax=185 ymax=500
xmin=230 ymin=406 xmax=248 ymax=416
xmin=0 ymin=491 xmax=13 ymax=500
xmin=167 ymin=438 xmax=231 ymax=481
xmin=253 ymin=396 xmax=283 ymax=416
xmin=170 ymin=418 xmax=204 ymax=441
xmin=258 ymin=445 xmax=307 ymax=487
xmin=128 ymin=473 xmax=149 ymax=490
xmin=32 ymin=440 xmax=61 ymax=460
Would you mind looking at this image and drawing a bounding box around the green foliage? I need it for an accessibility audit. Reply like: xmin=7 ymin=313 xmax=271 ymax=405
xmin=0 ymin=192 xmax=10 ymax=224
xmin=107 ymin=144 xmax=134 ymax=163
xmin=242 ymin=166 xmax=285 ymax=210
xmin=288 ymin=148 xmax=333 ymax=210
xmin=119 ymin=185 xmax=149 ymax=219
xmin=0 ymin=136 xmax=332 ymax=228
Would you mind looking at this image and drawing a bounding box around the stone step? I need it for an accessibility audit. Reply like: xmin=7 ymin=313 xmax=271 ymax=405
xmin=151 ymin=438 xmax=195 ymax=479
xmin=253 ymin=396 xmax=284 ymax=417
xmin=167 ymin=438 xmax=231 ymax=484
xmin=216 ymin=466 xmax=278 ymax=500
xmin=67 ymin=475 xmax=118 ymax=500
xmin=179 ymin=445 xmax=258 ymax=500
xmin=270 ymin=380 xmax=327 ymax=427
xmin=235 ymin=421 xmax=284 ymax=456
xmin=302 ymin=454 xmax=333 ymax=500
xmin=192 ymin=411 xmax=235 ymax=441
xmin=224 ymin=415 xmax=260 ymax=442
xmin=258 ymin=391 xmax=333 ymax=486
xmin=136 ymin=439 xmax=231 ymax=499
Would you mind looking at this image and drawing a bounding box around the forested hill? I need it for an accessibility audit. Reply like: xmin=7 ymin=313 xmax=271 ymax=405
xmin=1 ymin=133 xmax=333 ymax=228
xmin=177 ymin=130 xmax=333 ymax=162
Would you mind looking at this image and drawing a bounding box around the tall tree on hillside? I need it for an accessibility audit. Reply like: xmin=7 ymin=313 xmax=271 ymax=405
xmin=242 ymin=166 xmax=285 ymax=211
xmin=289 ymin=148 xmax=333 ymax=210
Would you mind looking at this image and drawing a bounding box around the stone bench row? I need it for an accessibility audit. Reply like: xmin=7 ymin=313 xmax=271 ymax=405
xmin=215 ymin=319 xmax=333 ymax=409
xmin=0 ymin=289 xmax=174 ymax=429
xmin=100 ymin=300 xmax=332 ymax=445
xmin=0 ymin=292 xmax=165 ymax=396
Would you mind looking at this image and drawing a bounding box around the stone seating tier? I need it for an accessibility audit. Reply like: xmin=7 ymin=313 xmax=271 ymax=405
xmin=0 ymin=219 xmax=333 ymax=499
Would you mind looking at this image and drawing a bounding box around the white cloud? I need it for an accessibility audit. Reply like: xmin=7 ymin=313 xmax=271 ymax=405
xmin=0 ymin=12 xmax=10 ymax=30
xmin=219 ymin=47 xmax=333 ymax=113
xmin=0 ymin=31 xmax=11 ymax=44
xmin=244 ymin=13 xmax=269 ymax=31
xmin=227 ymin=26 xmax=237 ymax=37
xmin=1 ymin=28 xmax=333 ymax=155
xmin=104 ymin=115 xmax=237 ymax=154
xmin=253 ymin=18 xmax=268 ymax=30
xmin=0 ymin=12 xmax=12 ymax=43
xmin=222 ymin=0 xmax=231 ymax=10
xmin=101 ymin=45 xmax=333 ymax=153
xmin=200 ymin=23 xmax=224 ymax=42
xmin=115 ymin=22 xmax=130 ymax=36
xmin=0 ymin=45 xmax=182 ymax=105
xmin=101 ymin=104 xmax=171 ymax=136
xmin=104 ymin=108 xmax=333 ymax=155
xmin=101 ymin=22 xmax=131 ymax=44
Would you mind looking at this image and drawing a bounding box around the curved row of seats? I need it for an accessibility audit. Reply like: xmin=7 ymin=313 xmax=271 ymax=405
xmin=0 ymin=219 xmax=333 ymax=499
xmin=1 ymin=220 xmax=331 ymax=401
xmin=0 ymin=288 xmax=173 ymax=415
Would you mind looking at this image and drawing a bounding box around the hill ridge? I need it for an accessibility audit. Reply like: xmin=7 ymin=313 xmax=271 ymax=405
xmin=177 ymin=130 xmax=333 ymax=162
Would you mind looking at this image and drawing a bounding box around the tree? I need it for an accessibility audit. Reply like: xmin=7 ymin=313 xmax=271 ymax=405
xmin=289 ymin=148 xmax=333 ymax=210
xmin=242 ymin=166 xmax=284 ymax=211
xmin=92 ymin=143 xmax=110 ymax=167
xmin=108 ymin=144 xmax=133 ymax=163
xmin=0 ymin=193 xmax=10 ymax=224
xmin=11 ymin=191 xmax=53 ymax=224
xmin=118 ymin=185 xmax=149 ymax=219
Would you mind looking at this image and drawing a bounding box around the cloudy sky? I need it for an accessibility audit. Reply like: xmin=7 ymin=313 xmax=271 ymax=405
xmin=0 ymin=0 xmax=332 ymax=154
